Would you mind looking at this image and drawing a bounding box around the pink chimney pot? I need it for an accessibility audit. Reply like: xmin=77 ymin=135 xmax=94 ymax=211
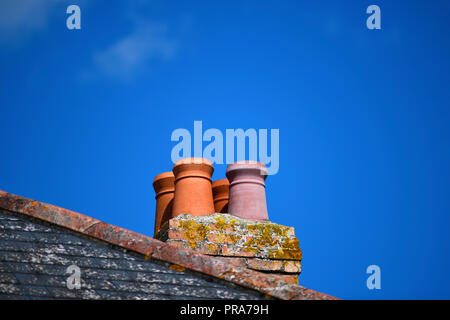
xmin=171 ymin=157 xmax=215 ymax=218
xmin=225 ymin=161 xmax=269 ymax=221
xmin=153 ymin=172 xmax=175 ymax=236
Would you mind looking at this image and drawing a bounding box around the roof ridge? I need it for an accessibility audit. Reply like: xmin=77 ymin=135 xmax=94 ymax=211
xmin=0 ymin=190 xmax=337 ymax=300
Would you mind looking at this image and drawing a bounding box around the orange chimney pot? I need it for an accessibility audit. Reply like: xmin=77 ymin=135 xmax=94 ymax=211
xmin=212 ymin=179 xmax=229 ymax=213
xmin=153 ymin=171 xmax=175 ymax=236
xmin=171 ymin=157 xmax=215 ymax=217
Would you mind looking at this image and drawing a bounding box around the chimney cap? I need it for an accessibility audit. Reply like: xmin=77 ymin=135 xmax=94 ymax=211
xmin=153 ymin=171 xmax=175 ymax=196
xmin=226 ymin=161 xmax=268 ymax=177
xmin=212 ymin=178 xmax=229 ymax=189
xmin=153 ymin=171 xmax=174 ymax=183
xmin=173 ymin=157 xmax=213 ymax=167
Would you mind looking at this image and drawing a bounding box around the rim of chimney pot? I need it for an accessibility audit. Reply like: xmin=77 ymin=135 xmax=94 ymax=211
xmin=226 ymin=161 xmax=268 ymax=186
xmin=153 ymin=172 xmax=175 ymax=198
xmin=173 ymin=157 xmax=214 ymax=182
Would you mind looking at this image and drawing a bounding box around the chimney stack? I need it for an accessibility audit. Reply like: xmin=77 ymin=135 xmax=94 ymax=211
xmin=154 ymin=158 xmax=302 ymax=284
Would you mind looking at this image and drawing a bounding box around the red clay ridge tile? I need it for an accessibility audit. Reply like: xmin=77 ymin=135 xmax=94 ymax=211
xmin=0 ymin=189 xmax=337 ymax=300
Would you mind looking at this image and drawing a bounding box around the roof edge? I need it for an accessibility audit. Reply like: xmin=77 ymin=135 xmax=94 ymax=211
xmin=0 ymin=190 xmax=337 ymax=300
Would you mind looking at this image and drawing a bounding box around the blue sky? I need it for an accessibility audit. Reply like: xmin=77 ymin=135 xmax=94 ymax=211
xmin=1 ymin=0 xmax=450 ymax=299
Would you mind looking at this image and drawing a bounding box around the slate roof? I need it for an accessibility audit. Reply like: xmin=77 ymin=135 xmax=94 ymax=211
xmin=0 ymin=190 xmax=336 ymax=300
xmin=0 ymin=210 xmax=263 ymax=300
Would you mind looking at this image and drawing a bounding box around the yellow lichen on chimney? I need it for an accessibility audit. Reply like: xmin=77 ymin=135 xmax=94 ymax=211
xmin=162 ymin=213 xmax=301 ymax=260
xmin=177 ymin=219 xmax=207 ymax=249
xmin=158 ymin=213 xmax=302 ymax=278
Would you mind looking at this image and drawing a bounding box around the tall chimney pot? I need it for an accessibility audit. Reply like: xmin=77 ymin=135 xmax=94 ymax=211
xmin=172 ymin=157 xmax=215 ymax=217
xmin=153 ymin=171 xmax=175 ymax=236
xmin=226 ymin=161 xmax=269 ymax=221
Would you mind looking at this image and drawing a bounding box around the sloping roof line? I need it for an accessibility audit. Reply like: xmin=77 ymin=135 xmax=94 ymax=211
xmin=0 ymin=190 xmax=336 ymax=300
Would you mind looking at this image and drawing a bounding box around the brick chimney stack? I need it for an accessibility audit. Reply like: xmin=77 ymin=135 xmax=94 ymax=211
xmin=155 ymin=213 xmax=302 ymax=284
xmin=154 ymin=159 xmax=302 ymax=284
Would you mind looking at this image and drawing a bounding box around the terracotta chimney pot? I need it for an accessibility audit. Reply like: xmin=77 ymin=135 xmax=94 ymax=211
xmin=212 ymin=179 xmax=229 ymax=213
xmin=153 ymin=171 xmax=175 ymax=236
xmin=226 ymin=161 xmax=269 ymax=221
xmin=172 ymin=157 xmax=215 ymax=217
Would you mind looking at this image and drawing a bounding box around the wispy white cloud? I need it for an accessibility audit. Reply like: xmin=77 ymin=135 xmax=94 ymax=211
xmin=1 ymin=0 xmax=182 ymax=80
xmin=0 ymin=0 xmax=70 ymax=44
xmin=92 ymin=23 xmax=178 ymax=80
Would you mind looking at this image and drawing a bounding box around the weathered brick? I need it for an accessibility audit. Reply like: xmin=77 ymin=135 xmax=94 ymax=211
xmin=166 ymin=239 xmax=222 ymax=255
xmin=221 ymin=244 xmax=258 ymax=258
xmin=268 ymin=248 xmax=302 ymax=260
xmin=246 ymin=259 xmax=284 ymax=271
xmin=283 ymin=261 xmax=302 ymax=273
xmin=274 ymin=274 xmax=298 ymax=285
xmin=167 ymin=229 xmax=188 ymax=240
xmin=243 ymin=259 xmax=301 ymax=273
xmin=206 ymin=232 xmax=239 ymax=245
